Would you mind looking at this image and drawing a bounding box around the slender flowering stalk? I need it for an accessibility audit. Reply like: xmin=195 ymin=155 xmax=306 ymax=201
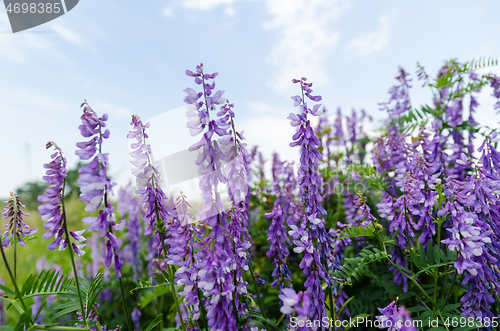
xmin=75 ymin=102 xmax=131 ymax=330
xmin=185 ymin=64 xmax=242 ymax=330
xmin=117 ymin=183 xmax=143 ymax=280
xmin=2 ymin=192 xmax=37 ymax=279
xmin=128 ymin=114 xmax=186 ymax=331
xmin=288 ymin=77 xmax=332 ymax=324
xmin=265 ymin=205 xmax=292 ymax=290
xmin=37 ymin=141 xmax=87 ymax=326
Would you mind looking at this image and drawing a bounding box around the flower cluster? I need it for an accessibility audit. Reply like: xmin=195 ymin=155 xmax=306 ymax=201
xmin=288 ymin=77 xmax=333 ymax=323
xmin=38 ymin=142 xmax=86 ymax=255
xmin=128 ymin=114 xmax=172 ymax=251
xmin=266 ymin=205 xmax=291 ymax=289
xmin=2 ymin=192 xmax=36 ymax=247
xmin=376 ymin=301 xmax=418 ymax=331
xmin=76 ymin=103 xmax=123 ymax=276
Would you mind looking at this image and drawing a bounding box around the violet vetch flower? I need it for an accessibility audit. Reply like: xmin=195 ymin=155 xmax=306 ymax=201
xmin=266 ymin=205 xmax=292 ymax=289
xmin=128 ymin=114 xmax=172 ymax=250
xmin=288 ymin=77 xmax=332 ymax=323
xmin=490 ymin=74 xmax=500 ymax=116
xmin=379 ymin=67 xmax=412 ymax=119
xmin=2 ymin=192 xmax=36 ymax=247
xmin=376 ymin=301 xmax=418 ymax=331
xmin=279 ymin=288 xmax=310 ymax=331
xmin=440 ymin=164 xmax=500 ymax=318
xmin=184 ymin=64 xmax=239 ymax=329
xmin=167 ymin=193 xmax=204 ymax=321
xmin=217 ymin=100 xmax=250 ymax=205
xmin=76 ymin=102 xmax=123 ymax=276
xmin=38 ymin=142 xmax=86 ymax=255
xmin=117 ymin=183 xmax=143 ymax=280
xmin=76 ymin=102 xmax=113 ymax=213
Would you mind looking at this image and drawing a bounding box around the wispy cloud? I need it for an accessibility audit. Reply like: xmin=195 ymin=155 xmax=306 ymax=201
xmin=92 ymin=100 xmax=134 ymax=118
xmin=0 ymin=15 xmax=55 ymax=63
xmin=0 ymin=87 xmax=70 ymax=113
xmin=262 ymin=0 xmax=349 ymax=94
xmin=52 ymin=24 xmax=82 ymax=46
xmin=162 ymin=7 xmax=175 ymax=19
xmin=345 ymin=15 xmax=390 ymax=57
xmin=182 ymin=0 xmax=239 ymax=11
xmin=245 ymin=101 xmax=290 ymax=116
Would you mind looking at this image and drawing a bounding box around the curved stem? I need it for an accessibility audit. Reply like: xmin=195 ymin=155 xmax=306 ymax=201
xmin=118 ymin=277 xmax=133 ymax=331
xmin=0 ymin=241 xmax=28 ymax=313
xmin=197 ymin=289 xmax=209 ymax=331
xmin=61 ymin=180 xmax=87 ymax=327
xmin=248 ymin=261 xmax=271 ymax=331
xmin=157 ymin=202 xmax=186 ymax=331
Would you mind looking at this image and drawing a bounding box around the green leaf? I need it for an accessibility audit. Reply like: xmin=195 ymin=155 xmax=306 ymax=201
xmin=14 ymin=308 xmax=32 ymax=331
xmin=442 ymin=303 xmax=462 ymax=313
xmin=419 ymin=244 xmax=428 ymax=268
xmin=426 ymin=244 xmax=434 ymax=265
xmin=433 ymin=245 xmax=441 ymax=264
xmin=145 ymin=314 xmax=163 ymax=331
xmin=406 ymin=306 xmax=428 ymax=313
xmin=0 ymin=284 xmax=15 ymax=296
xmin=276 ymin=314 xmax=286 ymax=326
xmin=16 ymin=269 xmax=74 ymax=301
xmin=398 ymin=291 xmax=416 ymax=301
xmin=411 ymin=251 xmax=422 ymax=270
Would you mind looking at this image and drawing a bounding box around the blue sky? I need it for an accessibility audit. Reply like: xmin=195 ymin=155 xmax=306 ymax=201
xmin=1 ymin=0 xmax=499 ymax=197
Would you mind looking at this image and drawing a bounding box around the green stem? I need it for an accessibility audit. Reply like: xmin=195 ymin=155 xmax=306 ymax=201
xmin=197 ymin=289 xmax=209 ymax=331
xmin=0 ymin=228 xmax=29 ymax=314
xmin=159 ymin=295 xmax=164 ymax=330
xmin=433 ymin=220 xmax=442 ymax=305
xmin=328 ymin=286 xmax=336 ymax=324
xmin=231 ymin=209 xmax=241 ymax=330
xmin=61 ymin=180 xmax=87 ymax=327
xmin=118 ymin=277 xmax=134 ymax=331
xmin=13 ymin=213 xmax=17 ymax=281
xmin=248 ymin=261 xmax=271 ymax=331
xmin=386 ymin=252 xmax=450 ymax=331
xmin=440 ymin=271 xmax=457 ymax=310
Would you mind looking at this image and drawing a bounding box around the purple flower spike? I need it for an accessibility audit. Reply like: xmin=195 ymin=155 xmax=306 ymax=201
xmin=76 ymin=102 xmax=122 ymax=276
xmin=279 ymin=288 xmax=310 ymax=330
xmin=266 ymin=205 xmax=292 ymax=289
xmin=289 ymin=77 xmax=332 ymax=323
xmin=38 ymin=142 xmax=86 ymax=253
xmin=2 ymin=192 xmax=36 ymax=247
xmin=128 ymin=114 xmax=172 ymax=251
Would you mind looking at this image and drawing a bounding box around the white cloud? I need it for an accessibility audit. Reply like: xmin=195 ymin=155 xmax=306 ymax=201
xmin=239 ymin=114 xmax=299 ymax=165
xmin=0 ymin=87 xmax=69 ymax=113
xmin=0 ymin=15 xmax=55 ymax=63
xmin=51 ymin=24 xmax=82 ymax=46
xmin=263 ymin=0 xmax=349 ymax=94
xmin=225 ymin=6 xmax=236 ymax=16
xmin=345 ymin=15 xmax=390 ymax=57
xmin=91 ymin=100 xmax=134 ymax=118
xmin=245 ymin=101 xmax=290 ymax=116
xmin=163 ymin=7 xmax=174 ymax=19
xmin=183 ymin=0 xmax=239 ymax=11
